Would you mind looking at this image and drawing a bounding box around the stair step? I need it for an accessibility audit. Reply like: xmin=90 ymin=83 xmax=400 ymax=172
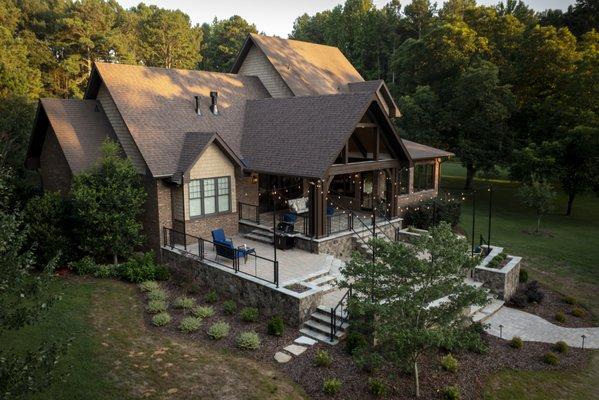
xmin=243 ymin=233 xmax=274 ymax=244
xmin=311 ymin=311 xmax=349 ymax=328
xmin=472 ymin=299 xmax=505 ymax=323
xmin=317 ymin=305 xmax=349 ymax=319
xmin=304 ymin=319 xmax=344 ymax=337
xmin=299 ymin=328 xmax=339 ymax=345
xmin=251 ymin=229 xmax=274 ymax=238
xmin=310 ymin=274 xmax=337 ymax=287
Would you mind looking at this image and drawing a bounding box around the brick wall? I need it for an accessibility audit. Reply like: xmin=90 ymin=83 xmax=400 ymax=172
xmin=140 ymin=175 xmax=173 ymax=253
xmin=185 ymin=212 xmax=238 ymax=240
xmin=40 ymin=126 xmax=72 ymax=196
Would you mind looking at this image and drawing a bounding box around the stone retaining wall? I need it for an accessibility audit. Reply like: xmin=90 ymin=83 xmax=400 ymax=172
xmin=161 ymin=247 xmax=323 ymax=327
xmin=473 ymin=245 xmax=521 ymax=301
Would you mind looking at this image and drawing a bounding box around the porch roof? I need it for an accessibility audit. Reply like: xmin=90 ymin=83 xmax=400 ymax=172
xmin=402 ymin=139 xmax=454 ymax=160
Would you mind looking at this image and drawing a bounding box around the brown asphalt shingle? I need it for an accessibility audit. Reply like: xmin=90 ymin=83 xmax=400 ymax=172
xmin=402 ymin=139 xmax=454 ymax=160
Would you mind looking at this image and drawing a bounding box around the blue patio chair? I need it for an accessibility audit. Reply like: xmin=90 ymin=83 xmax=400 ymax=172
xmin=211 ymin=228 xmax=232 ymax=247
xmin=327 ymin=206 xmax=335 ymax=216
xmin=211 ymin=228 xmax=254 ymax=264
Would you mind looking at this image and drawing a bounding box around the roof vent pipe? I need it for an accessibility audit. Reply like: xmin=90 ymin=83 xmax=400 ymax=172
xmin=210 ymin=91 xmax=218 ymax=115
xmin=194 ymin=95 xmax=201 ymax=116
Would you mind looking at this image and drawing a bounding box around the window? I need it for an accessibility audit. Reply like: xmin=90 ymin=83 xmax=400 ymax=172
xmin=399 ymin=168 xmax=409 ymax=195
xmin=414 ymin=164 xmax=435 ymax=192
xmin=188 ymin=177 xmax=231 ymax=217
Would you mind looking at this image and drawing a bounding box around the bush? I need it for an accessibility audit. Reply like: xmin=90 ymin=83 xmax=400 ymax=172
xmin=119 ymin=251 xmax=159 ymax=283
xmin=554 ymin=341 xmax=569 ymax=354
xmin=509 ymin=290 xmax=528 ymax=308
xmin=443 ymin=385 xmax=460 ymax=400
xmin=571 ymin=307 xmax=585 ymax=317
xmin=367 ymin=378 xmax=386 ymax=397
xmin=187 ymin=283 xmax=201 ymax=295
xmin=192 ymin=306 xmax=215 ymax=319
xmin=525 ymin=280 xmax=544 ymax=303
xmin=323 ymin=378 xmax=341 ymax=396
xmin=207 ymin=321 xmax=230 ymax=340
xmin=555 ymin=311 xmax=566 ymax=323
xmin=441 ymin=353 xmax=458 ymax=373
xmin=267 ymin=315 xmax=284 ymax=336
xmin=223 ymin=300 xmax=237 ymax=315
xmin=94 ymin=264 xmax=118 ymax=278
xmin=510 ymin=336 xmax=523 ymax=349
xmin=519 ymin=269 xmax=529 ymax=283
xmin=154 ymin=265 xmax=170 ymax=281
xmin=236 ymin=331 xmax=260 ymax=350
xmin=147 ymin=299 xmax=167 ymax=314
xmin=487 ymin=253 xmax=507 ymax=269
xmin=240 ymin=307 xmax=259 ymax=322
xmin=345 ymin=332 xmax=367 ymax=355
xmin=543 ymin=351 xmax=559 ymax=365
xmin=563 ymin=296 xmax=577 ymax=305
xmin=152 ymin=312 xmax=171 ymax=326
xmin=139 ymin=281 xmax=160 ymax=292
xmin=313 ymin=349 xmax=332 ymax=367
xmin=69 ymin=256 xmax=97 ymax=275
xmin=353 ymin=347 xmax=384 ymax=372
xmin=205 ymin=290 xmax=218 ymax=303
xmin=147 ymin=289 xmax=167 ymax=301
xmin=179 ymin=316 xmax=202 ymax=333
xmin=403 ymin=197 xmax=462 ymax=229
xmin=173 ymin=296 xmax=196 ymax=310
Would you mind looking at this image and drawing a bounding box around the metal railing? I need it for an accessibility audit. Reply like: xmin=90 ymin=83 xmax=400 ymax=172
xmin=330 ymin=285 xmax=352 ymax=342
xmin=326 ymin=211 xmax=353 ymax=236
xmin=163 ymin=227 xmax=279 ymax=287
xmin=238 ymin=202 xmax=260 ymax=225
xmin=373 ymin=200 xmax=401 ymax=243
xmin=274 ymin=210 xmax=311 ymax=236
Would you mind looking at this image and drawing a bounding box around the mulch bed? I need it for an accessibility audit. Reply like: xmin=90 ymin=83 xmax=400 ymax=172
xmin=279 ymin=335 xmax=591 ymax=400
xmin=506 ymin=282 xmax=597 ymax=328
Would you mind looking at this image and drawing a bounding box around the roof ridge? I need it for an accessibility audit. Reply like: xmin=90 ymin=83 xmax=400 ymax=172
xmin=94 ymin=61 xmax=250 ymax=79
xmin=250 ymin=33 xmax=342 ymax=51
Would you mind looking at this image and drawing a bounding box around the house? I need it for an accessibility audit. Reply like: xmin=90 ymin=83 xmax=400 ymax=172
xmin=26 ymin=33 xmax=452 ymax=256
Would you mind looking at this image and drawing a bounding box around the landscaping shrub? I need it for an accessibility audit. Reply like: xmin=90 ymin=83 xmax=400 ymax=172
xmin=345 ymin=331 xmax=367 ymax=355
xmin=367 ymin=378 xmax=386 ymax=397
xmin=267 ymin=315 xmax=284 ymax=336
xmin=69 ymin=256 xmax=97 ymax=275
xmin=139 ymin=281 xmax=160 ymax=292
xmin=323 ymin=378 xmax=341 ymax=396
xmin=154 ymin=264 xmax=170 ymax=281
xmin=555 ymin=311 xmax=566 ymax=323
xmin=353 ymin=347 xmax=384 ymax=372
xmin=223 ymin=299 xmax=237 ymax=315
xmin=147 ymin=289 xmax=167 ymax=301
xmin=119 ymin=251 xmax=159 ymax=283
xmin=173 ymin=296 xmax=196 ymax=310
xmin=94 ymin=264 xmax=118 ymax=278
xmin=525 ymin=281 xmax=544 ymax=303
xmin=487 ymin=253 xmax=507 ymax=269
xmin=440 ymin=353 xmax=458 ymax=372
xmin=571 ymin=307 xmax=585 ymax=317
xmin=313 ymin=349 xmax=332 ymax=367
xmin=510 ymin=336 xmax=523 ymax=349
xmin=443 ymin=385 xmax=460 ymax=400
xmin=207 ymin=321 xmax=230 ymax=340
xmin=204 ymin=289 xmax=218 ymax=303
xmin=240 ymin=307 xmax=259 ymax=322
xmin=236 ymin=331 xmax=260 ymax=350
xmin=187 ymin=283 xmax=201 ymax=295
xmin=179 ymin=316 xmax=202 ymax=333
xmin=192 ymin=306 xmax=215 ymax=319
xmin=151 ymin=312 xmax=171 ymax=326
xmin=563 ymin=296 xmax=577 ymax=305
xmin=543 ymin=351 xmax=559 ymax=365
xmin=147 ymin=299 xmax=167 ymax=314
xmin=403 ymin=197 xmax=461 ymax=229
xmin=554 ymin=341 xmax=569 ymax=354
xmin=519 ymin=269 xmax=529 ymax=283
xmin=508 ymin=290 xmax=528 ymax=308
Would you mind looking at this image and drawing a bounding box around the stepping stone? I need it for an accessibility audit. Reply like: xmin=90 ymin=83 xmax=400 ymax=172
xmin=294 ymin=336 xmax=317 ymax=346
xmin=274 ymin=352 xmax=292 ymax=363
xmin=284 ymin=344 xmax=307 ymax=356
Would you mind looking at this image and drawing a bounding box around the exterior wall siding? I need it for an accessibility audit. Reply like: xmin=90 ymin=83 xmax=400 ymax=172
xmin=237 ymin=44 xmax=293 ymax=98
xmin=96 ymin=83 xmax=147 ymax=173
xmin=140 ymin=175 xmax=173 ymax=253
xmin=40 ymin=126 xmax=72 ymax=196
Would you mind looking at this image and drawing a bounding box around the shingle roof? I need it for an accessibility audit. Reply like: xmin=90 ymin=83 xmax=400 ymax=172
xmin=236 ymin=33 xmax=365 ymax=96
xmin=93 ymin=62 xmax=270 ymax=177
xmin=242 ymin=92 xmax=375 ymax=178
xmin=402 ymin=139 xmax=454 ymax=160
xmin=177 ymin=132 xmax=215 ymax=174
xmin=40 ymin=98 xmax=113 ymax=174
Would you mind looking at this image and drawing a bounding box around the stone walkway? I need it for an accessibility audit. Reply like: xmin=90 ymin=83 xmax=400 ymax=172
xmin=486 ymin=307 xmax=599 ymax=349
xmin=274 ymin=336 xmax=318 ymax=363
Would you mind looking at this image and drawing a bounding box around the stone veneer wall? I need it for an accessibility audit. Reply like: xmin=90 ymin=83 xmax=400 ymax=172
xmin=161 ymin=247 xmax=323 ymax=326
xmin=473 ymin=246 xmax=521 ymax=301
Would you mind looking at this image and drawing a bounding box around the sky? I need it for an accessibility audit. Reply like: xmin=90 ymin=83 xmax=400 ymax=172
xmin=116 ymin=0 xmax=576 ymax=37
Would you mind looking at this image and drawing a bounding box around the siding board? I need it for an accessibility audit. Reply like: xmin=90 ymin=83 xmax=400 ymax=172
xmin=238 ymin=44 xmax=293 ymax=98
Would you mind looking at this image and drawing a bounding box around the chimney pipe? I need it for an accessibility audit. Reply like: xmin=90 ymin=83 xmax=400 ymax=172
xmin=194 ymin=95 xmax=201 ymax=116
xmin=210 ymin=91 xmax=218 ymax=115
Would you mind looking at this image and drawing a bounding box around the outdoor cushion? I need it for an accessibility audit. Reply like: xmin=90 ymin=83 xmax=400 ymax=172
xmin=212 ymin=228 xmax=232 ymax=246
xmin=327 ymin=206 xmax=335 ymax=216
xmin=288 ymin=197 xmax=309 ymax=214
xmin=283 ymin=212 xmax=297 ymax=224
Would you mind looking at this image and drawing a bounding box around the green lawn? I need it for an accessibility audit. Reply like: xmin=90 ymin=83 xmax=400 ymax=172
xmin=440 ymin=161 xmax=599 ymax=400
xmin=1 ymin=277 xmax=305 ymax=400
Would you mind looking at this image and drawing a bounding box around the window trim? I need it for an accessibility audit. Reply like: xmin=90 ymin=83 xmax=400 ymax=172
xmin=413 ymin=163 xmax=435 ymax=192
xmin=188 ymin=176 xmax=232 ymax=219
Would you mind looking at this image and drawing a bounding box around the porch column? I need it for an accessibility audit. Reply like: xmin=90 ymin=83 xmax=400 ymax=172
xmin=390 ymin=168 xmax=399 ymax=218
xmin=308 ymin=177 xmax=331 ymax=238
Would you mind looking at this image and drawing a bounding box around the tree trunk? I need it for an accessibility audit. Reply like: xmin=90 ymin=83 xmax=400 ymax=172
xmin=414 ymin=361 xmax=420 ymax=398
xmin=113 ymin=252 xmax=118 ymax=266
xmin=566 ymin=192 xmax=575 ymax=216
xmin=465 ymin=164 xmax=476 ymax=190
xmin=536 ymin=213 xmax=541 ymax=233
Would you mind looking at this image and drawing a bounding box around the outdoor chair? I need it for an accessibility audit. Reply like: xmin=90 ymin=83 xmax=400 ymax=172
xmin=211 ymin=229 xmax=255 ymax=264
xmin=211 ymin=228 xmax=232 ymax=248
xmin=278 ymin=212 xmax=297 ymax=233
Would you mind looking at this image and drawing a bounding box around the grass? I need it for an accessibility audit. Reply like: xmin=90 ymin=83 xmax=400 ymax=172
xmin=0 ymin=277 xmax=305 ymax=400
xmin=440 ymin=161 xmax=599 ymax=400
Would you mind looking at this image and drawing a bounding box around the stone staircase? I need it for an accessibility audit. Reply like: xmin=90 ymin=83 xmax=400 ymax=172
xmin=465 ymin=278 xmax=505 ymax=323
xmin=300 ymin=305 xmax=349 ymax=345
xmin=243 ymin=228 xmax=274 ymax=244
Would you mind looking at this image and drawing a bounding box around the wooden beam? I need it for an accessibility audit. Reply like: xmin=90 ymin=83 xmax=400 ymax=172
xmin=355 ymin=122 xmax=377 ymax=128
xmin=344 ymin=140 xmax=348 ymax=164
xmin=328 ymin=159 xmax=400 ymax=176
xmin=350 ymin=135 xmax=368 ymax=158
xmin=374 ymin=127 xmax=380 ymax=161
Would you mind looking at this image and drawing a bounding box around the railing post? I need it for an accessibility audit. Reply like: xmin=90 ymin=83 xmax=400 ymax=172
xmin=184 ymin=233 xmax=187 ymax=252
xmin=330 ymin=308 xmax=335 ymax=342
xmin=163 ymin=226 xmax=166 ymax=247
xmin=274 ymin=260 xmax=279 ymax=288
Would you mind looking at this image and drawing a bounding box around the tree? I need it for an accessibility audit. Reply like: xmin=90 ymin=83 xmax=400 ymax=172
xmin=518 ymin=178 xmax=556 ymax=233
xmin=200 ymin=16 xmax=257 ymax=72
xmin=339 ymin=222 xmax=488 ymax=397
xmin=403 ymin=0 xmax=437 ymax=39
xmin=395 ymin=85 xmax=443 ymax=145
xmin=0 ymin=165 xmax=66 ymax=398
xmin=71 ymin=139 xmax=146 ymax=264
